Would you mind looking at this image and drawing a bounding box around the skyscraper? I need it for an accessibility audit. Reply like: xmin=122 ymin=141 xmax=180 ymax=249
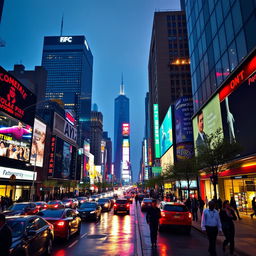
xmin=148 ymin=10 xmax=192 ymax=166
xmin=114 ymin=80 xmax=131 ymax=183
xmin=42 ymin=35 xmax=93 ymax=144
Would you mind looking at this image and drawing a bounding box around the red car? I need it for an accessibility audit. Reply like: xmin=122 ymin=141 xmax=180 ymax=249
xmin=47 ymin=200 xmax=65 ymax=209
xmin=34 ymin=201 xmax=48 ymax=211
xmin=141 ymin=198 xmax=153 ymax=211
xmin=38 ymin=208 xmax=81 ymax=240
xmin=159 ymin=202 xmax=192 ymax=234
xmin=62 ymin=199 xmax=77 ymax=209
xmin=113 ymin=199 xmax=130 ymax=215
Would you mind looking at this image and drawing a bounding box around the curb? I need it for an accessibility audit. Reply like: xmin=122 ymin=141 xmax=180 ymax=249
xmin=134 ymin=203 xmax=144 ymax=256
xmin=192 ymin=225 xmax=252 ymax=256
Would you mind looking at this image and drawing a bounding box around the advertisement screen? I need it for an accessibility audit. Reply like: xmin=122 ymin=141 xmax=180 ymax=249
xmin=153 ymin=104 xmax=160 ymax=158
xmin=0 ymin=111 xmax=32 ymax=162
xmin=122 ymin=123 xmax=130 ymax=136
xmin=54 ymin=137 xmax=76 ymax=179
xmin=175 ymin=97 xmax=193 ymax=144
xmin=176 ymin=143 xmax=194 ymax=161
xmin=161 ymin=146 xmax=174 ymax=172
xmin=30 ymin=119 xmax=46 ymax=167
xmin=192 ymin=94 xmax=223 ymax=154
xmin=160 ymin=106 xmax=173 ymax=156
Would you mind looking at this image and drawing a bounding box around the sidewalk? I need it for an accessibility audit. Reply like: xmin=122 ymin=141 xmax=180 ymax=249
xmin=192 ymin=212 xmax=256 ymax=256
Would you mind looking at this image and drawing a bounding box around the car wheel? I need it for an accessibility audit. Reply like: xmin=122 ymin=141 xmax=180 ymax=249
xmin=44 ymin=238 xmax=53 ymax=256
xmin=65 ymin=228 xmax=71 ymax=241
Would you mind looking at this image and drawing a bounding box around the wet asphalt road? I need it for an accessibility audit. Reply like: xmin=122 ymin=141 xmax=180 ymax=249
xmin=52 ymin=202 xmax=228 ymax=256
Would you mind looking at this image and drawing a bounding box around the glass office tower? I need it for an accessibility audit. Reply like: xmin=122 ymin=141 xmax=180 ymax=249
xmin=185 ymin=0 xmax=256 ymax=113
xmin=42 ymin=36 xmax=93 ymax=143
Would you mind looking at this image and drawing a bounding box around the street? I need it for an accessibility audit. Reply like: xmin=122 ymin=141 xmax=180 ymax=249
xmin=51 ymin=201 xmax=227 ymax=256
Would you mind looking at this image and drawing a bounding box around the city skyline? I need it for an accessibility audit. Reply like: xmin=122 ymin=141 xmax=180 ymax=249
xmin=0 ymin=0 xmax=180 ymax=181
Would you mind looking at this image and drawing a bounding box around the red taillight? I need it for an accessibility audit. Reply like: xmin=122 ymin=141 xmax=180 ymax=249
xmin=126 ymin=204 xmax=130 ymax=208
xmin=161 ymin=211 xmax=166 ymax=217
xmin=57 ymin=221 xmax=65 ymax=227
xmin=188 ymin=212 xmax=192 ymax=219
xmin=54 ymin=205 xmax=58 ymax=208
xmin=141 ymin=203 xmax=144 ymax=206
xmin=114 ymin=203 xmax=117 ymax=208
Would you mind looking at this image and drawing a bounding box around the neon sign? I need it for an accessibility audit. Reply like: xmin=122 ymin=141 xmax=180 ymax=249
xmin=153 ymin=104 xmax=160 ymax=158
xmin=60 ymin=36 xmax=72 ymax=43
xmin=122 ymin=123 xmax=130 ymax=136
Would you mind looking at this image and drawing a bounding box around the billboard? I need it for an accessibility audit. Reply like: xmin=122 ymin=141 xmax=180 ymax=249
xmin=160 ymin=146 xmax=174 ymax=172
xmin=176 ymin=143 xmax=194 ymax=161
xmin=192 ymin=50 xmax=256 ymax=157
xmin=0 ymin=66 xmax=36 ymax=125
xmin=30 ymin=118 xmax=46 ymax=167
xmin=53 ymin=137 xmax=76 ymax=179
xmin=0 ymin=111 xmax=32 ymax=162
xmin=122 ymin=123 xmax=130 ymax=136
xmin=160 ymin=106 xmax=173 ymax=156
xmin=153 ymin=104 xmax=160 ymax=158
xmin=0 ymin=166 xmax=37 ymax=181
xmin=175 ymin=97 xmax=193 ymax=144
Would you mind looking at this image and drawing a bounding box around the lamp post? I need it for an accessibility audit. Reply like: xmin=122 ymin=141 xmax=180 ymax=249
xmin=29 ymin=146 xmax=37 ymax=201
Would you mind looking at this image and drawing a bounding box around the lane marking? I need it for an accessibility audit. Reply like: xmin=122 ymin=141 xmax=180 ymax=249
xmin=81 ymin=232 xmax=88 ymax=238
xmin=68 ymin=240 xmax=78 ymax=248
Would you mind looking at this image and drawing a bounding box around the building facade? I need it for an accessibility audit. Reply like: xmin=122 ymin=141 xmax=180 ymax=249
xmin=185 ymin=0 xmax=256 ymax=210
xmin=148 ymin=10 xmax=192 ymax=167
xmin=114 ymin=83 xmax=130 ymax=183
xmin=102 ymin=131 xmax=112 ymax=182
xmin=42 ymin=35 xmax=93 ymax=144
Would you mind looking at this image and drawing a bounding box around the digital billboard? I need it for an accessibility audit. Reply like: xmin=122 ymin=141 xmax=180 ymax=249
xmin=0 ymin=111 xmax=32 ymax=162
xmin=192 ymin=50 xmax=256 ymax=157
xmin=54 ymin=137 xmax=76 ymax=179
xmin=160 ymin=106 xmax=173 ymax=156
xmin=30 ymin=118 xmax=46 ymax=167
xmin=0 ymin=66 xmax=36 ymax=125
xmin=160 ymin=146 xmax=174 ymax=172
xmin=175 ymin=97 xmax=193 ymax=144
xmin=176 ymin=143 xmax=194 ymax=161
xmin=122 ymin=123 xmax=130 ymax=136
xmin=153 ymin=104 xmax=160 ymax=158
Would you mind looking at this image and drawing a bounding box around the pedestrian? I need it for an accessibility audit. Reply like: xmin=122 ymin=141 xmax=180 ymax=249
xmin=217 ymin=197 xmax=222 ymax=211
xmin=250 ymin=197 xmax=256 ymax=219
xmin=220 ymin=200 xmax=237 ymax=255
xmin=185 ymin=197 xmax=192 ymax=212
xmin=0 ymin=213 xmax=12 ymax=256
xmin=191 ymin=197 xmax=199 ymax=221
xmin=230 ymin=197 xmax=241 ymax=220
xmin=201 ymin=200 xmax=222 ymax=256
xmin=135 ymin=194 xmax=139 ymax=205
xmin=198 ymin=196 xmax=205 ymax=216
xmin=146 ymin=199 xmax=161 ymax=248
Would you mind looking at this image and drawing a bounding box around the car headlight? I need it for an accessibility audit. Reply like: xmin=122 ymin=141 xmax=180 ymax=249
xmin=104 ymin=203 xmax=109 ymax=207
xmin=90 ymin=211 xmax=95 ymax=214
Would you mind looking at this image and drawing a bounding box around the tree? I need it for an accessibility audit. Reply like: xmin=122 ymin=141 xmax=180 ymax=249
xmin=144 ymin=175 xmax=165 ymax=190
xmin=164 ymin=157 xmax=199 ymax=200
xmin=197 ymin=128 xmax=241 ymax=198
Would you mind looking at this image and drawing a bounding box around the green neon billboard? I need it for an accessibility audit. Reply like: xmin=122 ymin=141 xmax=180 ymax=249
xmin=153 ymin=104 xmax=160 ymax=158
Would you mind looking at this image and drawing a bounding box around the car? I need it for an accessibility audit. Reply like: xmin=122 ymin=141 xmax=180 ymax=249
xmin=62 ymin=199 xmax=77 ymax=209
xmin=113 ymin=199 xmax=130 ymax=215
xmin=141 ymin=198 xmax=153 ymax=211
xmin=105 ymin=197 xmax=115 ymax=208
xmin=76 ymin=196 xmax=88 ymax=206
xmin=34 ymin=201 xmax=48 ymax=211
xmin=90 ymin=195 xmax=99 ymax=201
xmin=47 ymin=200 xmax=65 ymax=209
xmin=38 ymin=208 xmax=81 ymax=240
xmin=3 ymin=203 xmax=39 ymax=216
xmin=7 ymin=215 xmax=54 ymax=256
xmin=77 ymin=202 xmax=101 ymax=221
xmin=97 ymin=198 xmax=111 ymax=212
xmin=159 ymin=202 xmax=192 ymax=234
xmin=124 ymin=195 xmax=133 ymax=204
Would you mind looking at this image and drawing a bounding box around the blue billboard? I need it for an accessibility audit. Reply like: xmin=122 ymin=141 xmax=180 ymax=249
xmin=160 ymin=106 xmax=173 ymax=156
xmin=175 ymin=97 xmax=193 ymax=144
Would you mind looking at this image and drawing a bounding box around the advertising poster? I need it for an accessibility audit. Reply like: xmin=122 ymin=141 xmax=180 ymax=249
xmin=175 ymin=97 xmax=194 ymax=144
xmin=160 ymin=146 xmax=174 ymax=171
xmin=160 ymin=106 xmax=173 ymax=156
xmin=0 ymin=111 xmax=32 ymax=162
xmin=193 ymin=94 xmax=223 ymax=154
xmin=30 ymin=118 xmax=46 ymax=167
xmin=176 ymin=143 xmax=194 ymax=161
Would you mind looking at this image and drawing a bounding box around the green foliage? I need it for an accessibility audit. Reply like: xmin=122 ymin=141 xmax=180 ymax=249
xmin=144 ymin=175 xmax=164 ymax=189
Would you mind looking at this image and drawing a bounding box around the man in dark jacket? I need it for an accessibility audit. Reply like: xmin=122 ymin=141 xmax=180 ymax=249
xmin=0 ymin=213 xmax=12 ymax=256
xmin=146 ymin=199 xmax=161 ymax=248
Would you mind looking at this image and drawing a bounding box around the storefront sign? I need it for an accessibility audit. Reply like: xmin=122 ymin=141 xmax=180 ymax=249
xmin=48 ymin=136 xmax=56 ymax=176
xmin=0 ymin=166 xmax=36 ymax=181
xmin=153 ymin=104 xmax=160 ymax=158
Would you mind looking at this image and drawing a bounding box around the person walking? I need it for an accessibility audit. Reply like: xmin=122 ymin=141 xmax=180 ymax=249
xmin=198 ymin=196 xmax=205 ymax=216
xmin=250 ymin=197 xmax=256 ymax=219
xmin=220 ymin=200 xmax=237 ymax=255
xmin=146 ymin=199 xmax=161 ymax=248
xmin=185 ymin=197 xmax=192 ymax=212
xmin=191 ymin=197 xmax=199 ymax=222
xmin=201 ymin=200 xmax=222 ymax=256
xmin=135 ymin=194 xmax=139 ymax=205
xmin=217 ymin=197 xmax=222 ymax=211
xmin=230 ymin=197 xmax=241 ymax=220
xmin=0 ymin=213 xmax=12 ymax=256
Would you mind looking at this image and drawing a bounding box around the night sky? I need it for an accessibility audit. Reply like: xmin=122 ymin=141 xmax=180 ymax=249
xmin=0 ymin=0 xmax=180 ymax=181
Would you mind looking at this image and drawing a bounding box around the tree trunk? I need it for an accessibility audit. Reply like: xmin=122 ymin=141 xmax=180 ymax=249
xmin=187 ymin=179 xmax=190 ymax=197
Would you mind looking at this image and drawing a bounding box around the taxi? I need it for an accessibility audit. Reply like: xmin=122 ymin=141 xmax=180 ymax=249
xmin=159 ymin=201 xmax=192 ymax=234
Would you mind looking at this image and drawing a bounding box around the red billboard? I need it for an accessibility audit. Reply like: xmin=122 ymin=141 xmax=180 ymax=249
xmin=122 ymin=123 xmax=130 ymax=136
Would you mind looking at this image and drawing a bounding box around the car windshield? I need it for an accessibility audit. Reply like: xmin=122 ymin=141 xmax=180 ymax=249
xmin=98 ymin=199 xmax=108 ymax=203
xmin=38 ymin=209 xmax=64 ymax=218
xmin=35 ymin=202 xmax=44 ymax=205
xmin=116 ymin=200 xmax=127 ymax=204
xmin=7 ymin=220 xmax=26 ymax=237
xmin=80 ymin=203 xmax=96 ymax=209
xmin=143 ymin=199 xmax=152 ymax=202
xmin=163 ymin=205 xmax=188 ymax=212
xmin=62 ymin=200 xmax=71 ymax=203
xmin=77 ymin=197 xmax=86 ymax=200
xmin=48 ymin=201 xmax=60 ymax=205
xmin=9 ymin=204 xmax=29 ymax=211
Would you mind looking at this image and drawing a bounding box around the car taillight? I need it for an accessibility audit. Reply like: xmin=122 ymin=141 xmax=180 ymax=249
xmin=141 ymin=203 xmax=144 ymax=206
xmin=188 ymin=212 xmax=192 ymax=219
xmin=54 ymin=205 xmax=58 ymax=208
xmin=57 ymin=221 xmax=65 ymax=227
xmin=161 ymin=211 xmax=166 ymax=217
xmin=114 ymin=203 xmax=117 ymax=208
xmin=126 ymin=204 xmax=130 ymax=208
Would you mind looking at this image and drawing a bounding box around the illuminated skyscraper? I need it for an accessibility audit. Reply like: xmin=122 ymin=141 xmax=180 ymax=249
xmin=114 ymin=79 xmax=131 ymax=183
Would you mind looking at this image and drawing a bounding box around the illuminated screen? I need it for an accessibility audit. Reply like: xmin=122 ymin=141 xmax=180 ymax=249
xmin=30 ymin=118 xmax=46 ymax=167
xmin=122 ymin=123 xmax=130 ymax=136
xmin=159 ymin=106 xmax=173 ymax=156
xmin=0 ymin=111 xmax=32 ymax=162
xmin=161 ymin=146 xmax=174 ymax=172
xmin=153 ymin=104 xmax=160 ymax=158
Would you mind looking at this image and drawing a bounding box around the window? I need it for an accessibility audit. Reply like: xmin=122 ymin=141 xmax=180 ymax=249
xmin=244 ymin=14 xmax=256 ymax=52
xmin=231 ymin=0 xmax=242 ymax=34
xmin=228 ymin=41 xmax=238 ymax=71
xmin=221 ymin=0 xmax=230 ymax=18
xmin=216 ymin=60 xmax=223 ymax=86
xmin=221 ymin=52 xmax=230 ymax=79
xmin=213 ymin=34 xmax=220 ymax=63
xmin=216 ymin=0 xmax=224 ymax=28
xmin=236 ymin=30 xmax=247 ymax=61
xmin=225 ymin=13 xmax=234 ymax=46
xmin=219 ymin=25 xmax=227 ymax=56
xmin=210 ymin=10 xmax=217 ymax=37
